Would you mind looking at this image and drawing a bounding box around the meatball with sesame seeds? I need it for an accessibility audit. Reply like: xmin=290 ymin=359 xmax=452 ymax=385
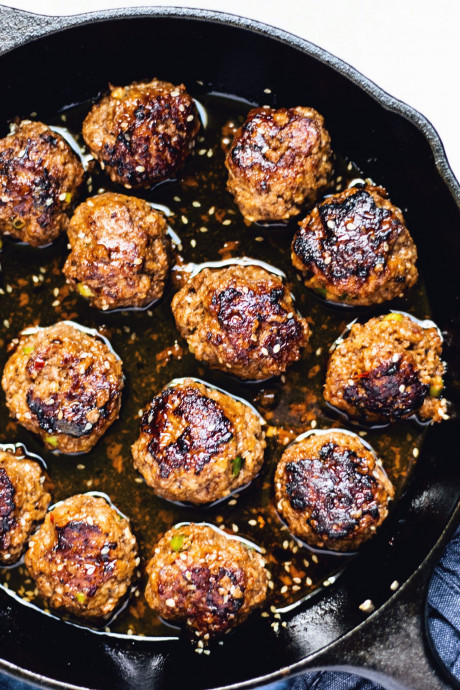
xmin=275 ymin=431 xmax=394 ymax=552
xmin=292 ymin=184 xmax=418 ymax=305
xmin=324 ymin=313 xmax=447 ymax=424
xmin=171 ymin=264 xmax=310 ymax=380
xmin=0 ymin=449 xmax=50 ymax=565
xmin=1 ymin=322 xmax=124 ymax=453
xmin=63 ymin=192 xmax=170 ymax=310
xmin=82 ymin=80 xmax=200 ymax=188
xmin=25 ymin=494 xmax=137 ymax=620
xmin=145 ymin=523 xmax=268 ymax=638
xmin=0 ymin=121 xmax=84 ymax=246
xmin=225 ymin=106 xmax=332 ymax=222
xmin=132 ymin=379 xmax=265 ymax=504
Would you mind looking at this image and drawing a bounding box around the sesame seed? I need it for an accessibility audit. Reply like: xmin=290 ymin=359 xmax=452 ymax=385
xmin=228 ymin=499 xmax=237 ymax=506
xmin=135 ymin=165 xmax=145 ymax=173
xmin=255 ymin=236 xmax=264 ymax=242
xmin=316 ymin=347 xmax=322 ymax=356
xmin=200 ymin=226 xmax=208 ymax=233
xmin=207 ymin=149 xmax=213 ymax=158
xmin=412 ymin=448 xmax=419 ymax=458
xmin=399 ymin=385 xmax=405 ymax=393
xmin=311 ymin=420 xmax=317 ymax=428
xmin=327 ymin=220 xmax=335 ymax=229
xmin=58 ymin=192 xmax=67 ymax=201
xmin=273 ymin=344 xmax=281 ymax=354
xmin=280 ymin=585 xmax=288 ymax=594
xmin=346 ymin=222 xmax=356 ymax=230
xmin=248 ymin=519 xmax=257 ymax=526
xmin=390 ymin=580 xmax=400 ymax=591
xmin=165 ymin=598 xmax=176 ymax=607
xmin=359 ymin=599 xmax=375 ymax=613
xmin=181 ymin=215 xmax=188 ymax=224
xmin=190 ymin=239 xmax=197 ymax=248
xmin=222 ymin=219 xmax=232 ymax=226
xmin=232 ymin=524 xmax=239 ymax=533
xmin=261 ymin=347 xmax=269 ymax=356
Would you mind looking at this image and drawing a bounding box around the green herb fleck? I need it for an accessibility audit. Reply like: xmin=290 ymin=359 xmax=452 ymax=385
xmin=65 ymin=192 xmax=72 ymax=204
xmin=315 ymin=287 xmax=327 ymax=298
xmin=22 ymin=345 xmax=34 ymax=355
xmin=11 ymin=217 xmax=25 ymax=230
xmin=77 ymin=283 xmax=94 ymax=298
xmin=232 ymin=455 xmax=243 ymax=478
xmin=45 ymin=435 xmax=58 ymax=448
xmin=75 ymin=592 xmax=87 ymax=604
xmin=429 ymin=384 xmax=444 ymax=398
xmin=170 ymin=534 xmax=184 ymax=552
xmin=383 ymin=312 xmax=403 ymax=322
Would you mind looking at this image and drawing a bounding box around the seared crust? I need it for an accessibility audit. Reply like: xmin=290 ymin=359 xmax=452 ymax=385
xmin=145 ymin=523 xmax=268 ymax=637
xmin=275 ymin=431 xmax=394 ymax=551
xmin=25 ymin=494 xmax=137 ymax=619
xmin=1 ymin=322 xmax=124 ymax=453
xmin=324 ymin=314 xmax=447 ymax=424
xmin=63 ymin=192 xmax=170 ymax=310
xmin=0 ymin=121 xmax=84 ymax=246
xmin=292 ymin=185 xmax=418 ymax=305
xmin=82 ymin=80 xmax=200 ymax=188
xmin=132 ymin=379 xmax=265 ymax=504
xmin=0 ymin=450 xmax=50 ymax=564
xmin=225 ymin=107 xmax=332 ymax=222
xmin=171 ymin=265 xmax=311 ymax=380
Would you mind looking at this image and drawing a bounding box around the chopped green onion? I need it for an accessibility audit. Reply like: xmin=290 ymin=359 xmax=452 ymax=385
xmin=65 ymin=192 xmax=72 ymax=204
xmin=75 ymin=592 xmax=87 ymax=604
xmin=22 ymin=345 xmax=34 ymax=355
xmin=383 ymin=313 xmax=403 ymax=322
xmin=232 ymin=455 xmax=243 ymax=478
xmin=12 ymin=217 xmax=25 ymax=230
xmin=45 ymin=435 xmax=58 ymax=448
xmin=77 ymin=283 xmax=94 ymax=298
xmin=429 ymin=384 xmax=444 ymax=398
xmin=170 ymin=534 xmax=184 ymax=552
xmin=314 ymin=287 xmax=327 ymax=298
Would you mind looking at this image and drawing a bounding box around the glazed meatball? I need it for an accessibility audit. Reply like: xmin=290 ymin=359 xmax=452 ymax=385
xmin=275 ymin=431 xmax=394 ymax=551
xmin=63 ymin=192 xmax=170 ymax=310
xmin=0 ymin=449 xmax=50 ymax=564
xmin=225 ymin=106 xmax=332 ymax=222
xmin=2 ymin=322 xmax=124 ymax=453
xmin=25 ymin=494 xmax=137 ymax=620
xmin=324 ymin=313 xmax=447 ymax=424
xmin=172 ymin=264 xmax=311 ymax=380
xmin=0 ymin=121 xmax=84 ymax=247
xmin=132 ymin=379 xmax=265 ymax=504
xmin=292 ymin=184 xmax=418 ymax=305
xmin=145 ymin=523 xmax=268 ymax=638
xmin=82 ymin=80 xmax=200 ymax=188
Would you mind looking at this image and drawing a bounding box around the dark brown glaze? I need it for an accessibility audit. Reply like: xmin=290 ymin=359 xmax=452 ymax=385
xmin=225 ymin=106 xmax=332 ymax=222
xmin=292 ymin=185 xmax=418 ymax=305
xmin=0 ymin=121 xmax=84 ymax=246
xmin=2 ymin=322 xmax=124 ymax=453
xmin=0 ymin=467 xmax=16 ymax=548
xmin=25 ymin=494 xmax=138 ymax=620
xmin=132 ymin=379 xmax=265 ymax=504
xmin=275 ymin=431 xmax=394 ymax=551
xmin=82 ymin=80 xmax=200 ymax=188
xmin=145 ymin=524 xmax=268 ymax=638
xmin=171 ymin=265 xmax=311 ymax=380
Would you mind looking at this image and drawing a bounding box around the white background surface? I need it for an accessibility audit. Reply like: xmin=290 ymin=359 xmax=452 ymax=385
xmin=3 ymin=0 xmax=460 ymax=182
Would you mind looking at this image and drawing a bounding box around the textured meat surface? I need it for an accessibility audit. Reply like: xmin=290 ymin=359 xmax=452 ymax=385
xmin=275 ymin=431 xmax=394 ymax=551
xmin=226 ymin=106 xmax=332 ymax=222
xmin=145 ymin=523 xmax=267 ymax=637
xmin=172 ymin=265 xmax=310 ymax=380
xmin=292 ymin=184 xmax=418 ymax=305
xmin=0 ymin=121 xmax=84 ymax=246
xmin=63 ymin=192 xmax=170 ymax=310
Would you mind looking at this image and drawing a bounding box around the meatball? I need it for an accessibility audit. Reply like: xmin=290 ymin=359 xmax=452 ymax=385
xmin=324 ymin=313 xmax=447 ymax=424
xmin=275 ymin=431 xmax=394 ymax=551
xmin=2 ymin=322 xmax=124 ymax=453
xmin=0 ymin=121 xmax=84 ymax=247
xmin=172 ymin=264 xmax=311 ymax=380
xmin=132 ymin=379 xmax=265 ymax=504
xmin=292 ymin=184 xmax=418 ymax=305
xmin=145 ymin=523 xmax=268 ymax=638
xmin=25 ymin=494 xmax=137 ymax=620
xmin=225 ymin=106 xmax=332 ymax=222
xmin=82 ymin=80 xmax=200 ymax=188
xmin=63 ymin=192 xmax=170 ymax=310
xmin=0 ymin=449 xmax=50 ymax=564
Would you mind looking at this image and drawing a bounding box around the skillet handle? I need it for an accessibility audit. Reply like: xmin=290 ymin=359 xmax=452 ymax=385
xmin=0 ymin=5 xmax=62 ymax=54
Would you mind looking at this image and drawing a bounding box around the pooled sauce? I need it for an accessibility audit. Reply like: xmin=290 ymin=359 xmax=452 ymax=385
xmin=0 ymin=91 xmax=431 ymax=640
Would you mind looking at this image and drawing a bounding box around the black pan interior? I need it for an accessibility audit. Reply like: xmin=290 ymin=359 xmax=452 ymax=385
xmin=0 ymin=12 xmax=459 ymax=690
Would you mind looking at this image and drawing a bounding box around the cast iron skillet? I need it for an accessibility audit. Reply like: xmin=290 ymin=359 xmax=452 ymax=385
xmin=0 ymin=6 xmax=459 ymax=690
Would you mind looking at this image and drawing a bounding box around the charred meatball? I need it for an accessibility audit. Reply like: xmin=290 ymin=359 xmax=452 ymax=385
xmin=0 ymin=449 xmax=50 ymax=564
xmin=324 ymin=313 xmax=447 ymax=424
xmin=63 ymin=192 xmax=170 ymax=310
xmin=82 ymin=80 xmax=200 ymax=188
xmin=145 ymin=523 xmax=268 ymax=638
xmin=292 ymin=184 xmax=418 ymax=305
xmin=225 ymin=107 xmax=332 ymax=222
xmin=275 ymin=431 xmax=394 ymax=551
xmin=172 ymin=264 xmax=310 ymax=380
xmin=132 ymin=379 xmax=265 ymax=504
xmin=2 ymin=322 xmax=124 ymax=453
xmin=25 ymin=494 xmax=137 ymax=620
xmin=0 ymin=121 xmax=84 ymax=246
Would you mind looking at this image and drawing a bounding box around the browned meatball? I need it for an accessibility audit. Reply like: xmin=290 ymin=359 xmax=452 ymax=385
xmin=0 ymin=448 xmax=50 ymax=564
xmin=172 ymin=264 xmax=311 ymax=380
xmin=82 ymin=80 xmax=200 ymax=188
xmin=132 ymin=379 xmax=265 ymax=504
xmin=292 ymin=184 xmax=418 ymax=305
xmin=2 ymin=322 xmax=124 ymax=453
xmin=275 ymin=431 xmax=394 ymax=551
xmin=145 ymin=523 xmax=268 ymax=638
xmin=63 ymin=192 xmax=170 ymax=310
xmin=324 ymin=313 xmax=447 ymax=424
xmin=225 ymin=106 xmax=332 ymax=222
xmin=25 ymin=494 xmax=137 ymax=620
xmin=0 ymin=121 xmax=84 ymax=246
